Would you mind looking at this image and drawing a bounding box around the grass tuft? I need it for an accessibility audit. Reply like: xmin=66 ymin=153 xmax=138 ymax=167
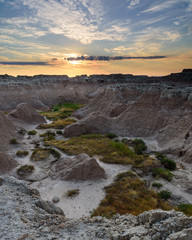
xmin=66 ymin=189 xmax=79 ymax=197
xmin=16 ymin=150 xmax=29 ymax=157
xmin=10 ymin=138 xmax=18 ymax=144
xmin=38 ymin=118 xmax=76 ymax=129
xmin=17 ymin=165 xmax=34 ymax=176
xmin=28 ymin=130 xmax=37 ymax=135
xmin=152 ymin=168 xmax=173 ymax=181
xmin=177 ymin=204 xmax=192 ymax=217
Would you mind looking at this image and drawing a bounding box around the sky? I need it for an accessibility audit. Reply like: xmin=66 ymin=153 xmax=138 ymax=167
xmin=0 ymin=0 xmax=192 ymax=76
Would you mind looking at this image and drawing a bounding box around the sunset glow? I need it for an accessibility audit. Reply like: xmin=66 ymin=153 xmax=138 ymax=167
xmin=0 ymin=0 xmax=191 ymax=76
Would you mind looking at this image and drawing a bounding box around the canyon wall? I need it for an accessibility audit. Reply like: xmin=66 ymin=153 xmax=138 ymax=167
xmin=0 ymin=70 xmax=192 ymax=161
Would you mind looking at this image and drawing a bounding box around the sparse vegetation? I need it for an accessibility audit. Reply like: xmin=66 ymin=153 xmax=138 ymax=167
xmin=105 ymin=132 xmax=117 ymax=139
xmin=56 ymin=130 xmax=62 ymax=135
xmin=40 ymin=102 xmax=84 ymax=120
xmin=49 ymin=148 xmax=61 ymax=159
xmin=92 ymin=171 xmax=171 ymax=218
xmin=18 ymin=129 xmax=26 ymax=135
xmin=67 ymin=189 xmax=79 ymax=197
xmin=46 ymin=134 xmax=140 ymax=165
xmin=177 ymin=204 xmax=192 ymax=217
xmin=28 ymin=130 xmax=37 ymax=135
xmin=31 ymin=147 xmax=60 ymax=161
xmin=46 ymin=134 xmax=156 ymax=168
xmin=39 ymin=102 xmax=83 ymax=129
xmin=31 ymin=148 xmax=50 ymax=161
xmin=158 ymin=190 xmax=171 ymax=200
xmin=152 ymin=168 xmax=173 ymax=181
xmin=10 ymin=138 xmax=18 ymax=144
xmin=16 ymin=150 xmax=29 ymax=157
xmin=131 ymin=139 xmax=147 ymax=155
xmin=155 ymin=152 xmax=176 ymax=171
xmin=38 ymin=118 xmax=76 ymax=129
xmin=17 ymin=165 xmax=35 ymax=176
xmin=152 ymin=182 xmax=163 ymax=189
xmin=40 ymin=130 xmax=56 ymax=141
xmin=133 ymin=157 xmax=160 ymax=174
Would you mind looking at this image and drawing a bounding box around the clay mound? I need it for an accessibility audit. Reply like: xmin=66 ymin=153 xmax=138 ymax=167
xmin=63 ymin=111 xmax=111 ymax=137
xmin=8 ymin=103 xmax=46 ymax=125
xmin=0 ymin=110 xmax=17 ymax=151
xmin=0 ymin=152 xmax=18 ymax=174
xmin=51 ymin=153 xmax=105 ymax=181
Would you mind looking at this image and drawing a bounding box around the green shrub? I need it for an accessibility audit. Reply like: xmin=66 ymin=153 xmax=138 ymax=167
xmin=155 ymin=152 xmax=176 ymax=171
xmin=158 ymin=190 xmax=171 ymax=200
xmin=41 ymin=131 xmax=56 ymax=141
xmin=17 ymin=165 xmax=35 ymax=176
xmin=152 ymin=182 xmax=163 ymax=189
xmin=10 ymin=138 xmax=18 ymax=144
xmin=16 ymin=150 xmax=29 ymax=157
xmin=28 ymin=130 xmax=37 ymax=135
xmin=56 ymin=130 xmax=62 ymax=135
xmin=131 ymin=139 xmax=147 ymax=155
xmin=105 ymin=132 xmax=117 ymax=139
xmin=177 ymin=204 xmax=192 ymax=216
xmin=49 ymin=148 xmax=61 ymax=159
xmin=18 ymin=129 xmax=26 ymax=135
xmin=67 ymin=189 xmax=79 ymax=197
xmin=152 ymin=168 xmax=173 ymax=181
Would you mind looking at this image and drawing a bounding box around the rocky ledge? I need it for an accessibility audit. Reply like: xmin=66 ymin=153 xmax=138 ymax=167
xmin=0 ymin=175 xmax=192 ymax=240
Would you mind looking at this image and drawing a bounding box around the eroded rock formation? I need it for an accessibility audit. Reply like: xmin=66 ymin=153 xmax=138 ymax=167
xmin=8 ymin=103 xmax=46 ymax=125
xmin=51 ymin=153 xmax=105 ymax=180
xmin=0 ymin=110 xmax=18 ymax=151
xmin=0 ymin=152 xmax=18 ymax=174
xmin=1 ymin=175 xmax=192 ymax=240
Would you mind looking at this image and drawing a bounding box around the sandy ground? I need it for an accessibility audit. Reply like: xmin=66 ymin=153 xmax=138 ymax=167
xmin=31 ymin=160 xmax=130 ymax=219
xmin=7 ymin=120 xmax=131 ymax=219
xmin=6 ymin=118 xmax=192 ymax=219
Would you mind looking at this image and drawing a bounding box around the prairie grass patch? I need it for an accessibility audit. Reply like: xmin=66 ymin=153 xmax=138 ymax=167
xmin=31 ymin=148 xmax=61 ymax=161
xmin=40 ymin=103 xmax=84 ymax=120
xmin=16 ymin=150 xmax=29 ymax=157
xmin=155 ymin=152 xmax=176 ymax=171
xmin=46 ymin=135 xmax=136 ymax=165
xmin=46 ymin=134 xmax=156 ymax=166
xmin=28 ymin=130 xmax=37 ymax=135
xmin=92 ymin=171 xmax=171 ymax=218
xmin=152 ymin=168 xmax=173 ymax=181
xmin=177 ymin=204 xmax=192 ymax=217
xmin=38 ymin=118 xmax=76 ymax=129
xmin=17 ymin=165 xmax=34 ymax=176
xmin=31 ymin=148 xmax=50 ymax=161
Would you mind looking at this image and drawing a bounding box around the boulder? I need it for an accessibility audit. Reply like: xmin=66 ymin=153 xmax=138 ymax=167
xmin=51 ymin=153 xmax=105 ymax=181
xmin=8 ymin=103 xmax=46 ymax=125
xmin=0 ymin=152 xmax=18 ymax=175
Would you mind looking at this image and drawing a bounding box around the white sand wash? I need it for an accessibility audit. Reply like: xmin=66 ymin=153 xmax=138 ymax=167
xmin=7 ymin=117 xmax=192 ymax=220
xmin=31 ymin=160 xmax=130 ymax=219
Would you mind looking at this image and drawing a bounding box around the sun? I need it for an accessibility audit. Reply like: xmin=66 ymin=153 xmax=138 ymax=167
xmin=69 ymin=60 xmax=80 ymax=65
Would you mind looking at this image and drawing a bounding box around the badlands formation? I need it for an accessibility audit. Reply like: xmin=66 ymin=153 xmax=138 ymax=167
xmin=0 ymin=69 xmax=192 ymax=239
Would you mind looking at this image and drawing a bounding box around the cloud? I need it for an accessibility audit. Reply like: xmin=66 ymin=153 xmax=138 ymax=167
xmin=4 ymin=0 xmax=130 ymax=44
xmin=186 ymin=0 xmax=192 ymax=11
xmin=142 ymin=1 xmax=179 ymax=13
xmin=127 ymin=0 xmax=140 ymax=9
xmin=0 ymin=61 xmax=49 ymax=65
xmin=65 ymin=55 xmax=166 ymax=61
